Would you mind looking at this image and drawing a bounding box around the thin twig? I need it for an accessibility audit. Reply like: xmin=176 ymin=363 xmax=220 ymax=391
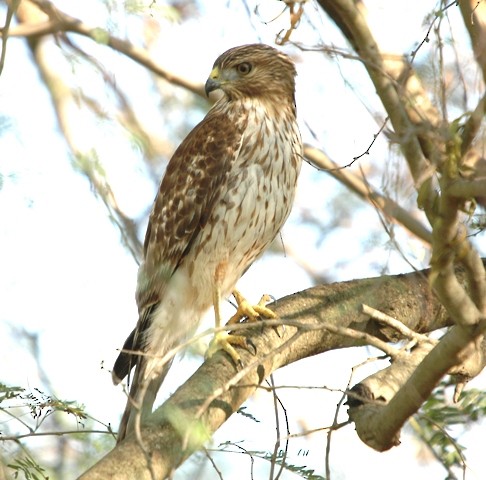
xmin=361 ymin=304 xmax=433 ymax=343
xmin=0 ymin=429 xmax=112 ymax=441
xmin=409 ymin=1 xmax=459 ymax=62
xmin=267 ymin=375 xmax=289 ymax=480
xmin=202 ymin=447 xmax=224 ymax=480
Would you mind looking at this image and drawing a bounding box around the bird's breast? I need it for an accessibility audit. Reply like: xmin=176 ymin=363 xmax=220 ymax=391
xmin=187 ymin=101 xmax=302 ymax=300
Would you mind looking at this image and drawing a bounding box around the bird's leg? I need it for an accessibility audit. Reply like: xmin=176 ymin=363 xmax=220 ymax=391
xmin=206 ymin=282 xmax=247 ymax=364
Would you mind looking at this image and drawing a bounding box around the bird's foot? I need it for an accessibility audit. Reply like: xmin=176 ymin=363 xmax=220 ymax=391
xmin=205 ymin=331 xmax=250 ymax=365
xmin=206 ymin=291 xmax=276 ymax=364
xmin=227 ymin=291 xmax=276 ymax=324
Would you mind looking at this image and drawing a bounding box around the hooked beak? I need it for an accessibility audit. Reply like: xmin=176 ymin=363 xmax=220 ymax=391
xmin=205 ymin=67 xmax=221 ymax=96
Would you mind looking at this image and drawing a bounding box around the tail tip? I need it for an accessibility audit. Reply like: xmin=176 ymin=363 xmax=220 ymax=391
xmin=112 ymin=370 xmax=123 ymax=386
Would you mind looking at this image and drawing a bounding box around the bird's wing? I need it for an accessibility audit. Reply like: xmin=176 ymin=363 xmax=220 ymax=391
xmin=112 ymin=106 xmax=245 ymax=383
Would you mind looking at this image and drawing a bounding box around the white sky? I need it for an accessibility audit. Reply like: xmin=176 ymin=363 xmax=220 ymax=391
xmin=1 ymin=1 xmax=485 ymax=479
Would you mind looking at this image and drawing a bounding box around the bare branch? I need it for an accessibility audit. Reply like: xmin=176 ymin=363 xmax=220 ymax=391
xmin=360 ymin=303 xmax=433 ymax=344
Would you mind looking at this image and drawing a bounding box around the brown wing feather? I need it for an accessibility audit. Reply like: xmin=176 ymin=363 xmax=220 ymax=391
xmin=112 ymin=107 xmax=245 ymax=383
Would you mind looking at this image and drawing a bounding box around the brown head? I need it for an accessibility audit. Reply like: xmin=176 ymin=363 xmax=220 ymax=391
xmin=204 ymin=44 xmax=297 ymax=104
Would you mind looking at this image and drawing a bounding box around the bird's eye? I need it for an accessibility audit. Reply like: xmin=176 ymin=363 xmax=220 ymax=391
xmin=236 ymin=62 xmax=252 ymax=75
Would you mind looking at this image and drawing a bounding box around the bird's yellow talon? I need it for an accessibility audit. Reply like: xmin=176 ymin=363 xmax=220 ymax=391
xmin=206 ymin=331 xmax=248 ymax=364
xmin=253 ymin=302 xmax=276 ymax=319
xmin=207 ymin=291 xmax=275 ymax=363
xmin=228 ymin=291 xmax=276 ymax=324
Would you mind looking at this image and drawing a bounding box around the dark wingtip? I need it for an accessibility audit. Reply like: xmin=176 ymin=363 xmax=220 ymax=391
xmin=112 ymin=328 xmax=137 ymax=385
xmin=112 ymin=352 xmax=130 ymax=385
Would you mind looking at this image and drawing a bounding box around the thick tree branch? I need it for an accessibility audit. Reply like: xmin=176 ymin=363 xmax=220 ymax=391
xmin=79 ymin=264 xmax=486 ymax=479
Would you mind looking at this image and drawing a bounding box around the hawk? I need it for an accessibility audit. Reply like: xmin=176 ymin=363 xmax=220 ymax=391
xmin=112 ymin=43 xmax=303 ymax=442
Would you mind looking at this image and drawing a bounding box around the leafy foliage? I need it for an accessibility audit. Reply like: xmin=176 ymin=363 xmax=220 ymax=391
xmin=8 ymin=456 xmax=49 ymax=480
xmin=0 ymin=383 xmax=87 ymax=430
xmin=0 ymin=383 xmax=112 ymax=480
xmin=258 ymin=449 xmax=326 ymax=480
xmin=217 ymin=440 xmax=326 ymax=480
xmin=413 ymin=379 xmax=486 ymax=478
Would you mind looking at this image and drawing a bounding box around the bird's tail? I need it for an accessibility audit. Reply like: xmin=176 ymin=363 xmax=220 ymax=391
xmin=116 ymin=357 xmax=173 ymax=444
xmin=113 ymin=307 xmax=179 ymax=443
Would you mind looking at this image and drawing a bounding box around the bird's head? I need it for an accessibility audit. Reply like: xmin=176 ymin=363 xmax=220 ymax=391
xmin=205 ymin=44 xmax=297 ymax=102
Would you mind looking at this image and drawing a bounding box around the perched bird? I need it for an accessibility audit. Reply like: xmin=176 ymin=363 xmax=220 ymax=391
xmin=112 ymin=43 xmax=303 ymax=442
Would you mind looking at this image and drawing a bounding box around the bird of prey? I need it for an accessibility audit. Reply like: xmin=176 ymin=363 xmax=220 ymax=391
xmin=112 ymin=43 xmax=303 ymax=442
